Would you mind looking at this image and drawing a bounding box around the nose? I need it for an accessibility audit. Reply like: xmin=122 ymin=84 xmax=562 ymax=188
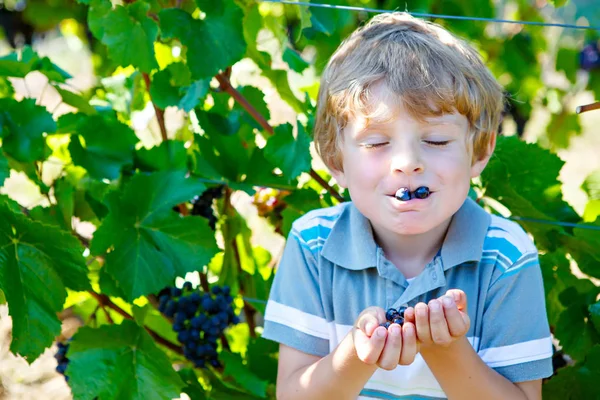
xmin=390 ymin=143 xmax=424 ymax=175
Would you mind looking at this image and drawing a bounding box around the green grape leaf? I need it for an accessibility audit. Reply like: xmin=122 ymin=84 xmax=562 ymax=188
xmin=548 ymin=0 xmax=569 ymax=6
xmin=309 ymin=6 xmax=338 ymax=35
xmin=159 ymin=2 xmax=246 ymax=79
xmin=134 ymin=140 xmax=188 ymax=172
xmin=90 ymin=171 xmax=219 ymax=301
xmin=282 ymin=47 xmax=309 ymax=73
xmin=34 ymin=56 xmax=72 ymax=83
xmin=261 ymin=68 xmax=305 ymax=114
xmin=0 ymin=150 xmax=8 ymax=186
xmin=67 ymin=320 xmax=185 ymax=399
xmin=567 ymin=219 xmax=600 ymax=279
xmin=0 ymin=202 xmax=90 ymax=362
xmin=232 ymin=86 xmax=270 ymax=131
xmin=590 ymin=70 xmax=600 ymax=100
xmin=0 ymin=98 xmax=56 ymax=162
xmin=246 ymin=337 xmax=278 ymax=383
xmin=546 ymin=111 xmax=581 ymax=149
xmin=51 ymin=84 xmax=97 ymax=115
xmin=90 ymin=1 xmax=159 ymax=72
xmin=590 ymin=301 xmax=600 ymax=333
xmin=178 ymin=368 xmax=209 ymax=400
xmin=220 ymin=351 xmax=269 ymax=398
xmin=481 ymin=136 xmax=579 ymax=248
xmin=556 ymin=47 xmax=578 ymax=84
xmin=263 ymin=122 xmax=311 ymax=180
xmin=0 ymin=46 xmax=71 ymax=82
xmin=582 ymin=169 xmax=600 ymax=200
xmin=543 ymin=345 xmax=600 ymax=400
xmin=583 ymin=200 xmax=600 ymax=222
xmin=0 ymin=47 xmax=36 ymax=77
xmin=554 ymin=287 xmax=600 ymax=361
xmin=60 ymin=112 xmax=138 ymax=180
xmin=150 ymin=63 xmax=210 ymax=111
xmin=0 ymin=76 xmax=15 ymax=98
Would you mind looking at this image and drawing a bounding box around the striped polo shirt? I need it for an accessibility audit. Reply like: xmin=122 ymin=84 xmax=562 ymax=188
xmin=262 ymin=197 xmax=553 ymax=399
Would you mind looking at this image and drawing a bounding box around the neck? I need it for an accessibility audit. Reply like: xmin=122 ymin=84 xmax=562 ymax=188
xmin=371 ymin=217 xmax=452 ymax=278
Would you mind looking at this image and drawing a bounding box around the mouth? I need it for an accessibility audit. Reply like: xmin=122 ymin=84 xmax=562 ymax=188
xmin=387 ymin=192 xmax=434 ymax=209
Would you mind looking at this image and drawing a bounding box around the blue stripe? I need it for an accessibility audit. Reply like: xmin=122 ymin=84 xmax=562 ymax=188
xmin=297 ymin=225 xmax=332 ymax=244
xmin=482 ymin=237 xmax=522 ymax=266
xmin=359 ymin=389 xmax=445 ymax=399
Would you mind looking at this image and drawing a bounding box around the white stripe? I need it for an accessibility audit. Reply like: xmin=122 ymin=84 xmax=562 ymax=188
xmin=306 ymin=237 xmax=326 ymax=247
xmin=264 ymin=300 xmax=330 ymax=339
xmin=478 ymin=337 xmax=553 ymax=368
xmin=294 ymin=205 xmax=344 ymax=231
xmin=504 ymin=253 xmax=538 ymax=274
xmin=489 ymin=216 xmax=537 ymax=253
xmin=482 ymin=250 xmax=511 ymax=269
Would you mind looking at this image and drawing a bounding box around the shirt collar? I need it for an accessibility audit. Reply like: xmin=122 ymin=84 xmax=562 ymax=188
xmin=321 ymin=197 xmax=490 ymax=271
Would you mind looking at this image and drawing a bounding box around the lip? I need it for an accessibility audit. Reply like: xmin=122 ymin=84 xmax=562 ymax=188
xmin=387 ymin=192 xmax=434 ymax=211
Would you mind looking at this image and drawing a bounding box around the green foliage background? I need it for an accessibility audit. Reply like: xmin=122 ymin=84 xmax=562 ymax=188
xmin=0 ymin=0 xmax=599 ymax=398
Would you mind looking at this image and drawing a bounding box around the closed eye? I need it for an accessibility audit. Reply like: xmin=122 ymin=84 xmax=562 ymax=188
xmin=363 ymin=142 xmax=388 ymax=149
xmin=424 ymin=140 xmax=450 ymax=146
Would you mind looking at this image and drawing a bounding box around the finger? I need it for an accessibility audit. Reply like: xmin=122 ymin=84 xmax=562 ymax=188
xmin=399 ymin=322 xmax=417 ymax=365
xmin=414 ymin=302 xmax=432 ymax=344
xmin=441 ymin=296 xmax=469 ymax=337
xmin=377 ymin=323 xmax=403 ymax=370
xmin=428 ymin=299 xmax=452 ymax=346
xmin=445 ymin=289 xmax=467 ymax=312
xmin=357 ymin=308 xmax=386 ymax=337
xmin=353 ymin=325 xmax=388 ymax=364
xmin=404 ymin=307 xmax=416 ymax=324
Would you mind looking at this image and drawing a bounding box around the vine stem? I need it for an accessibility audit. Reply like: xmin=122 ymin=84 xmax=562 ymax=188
xmin=214 ymin=72 xmax=344 ymax=203
xmin=87 ymin=290 xmax=183 ymax=355
xmin=142 ymin=72 xmax=168 ymax=142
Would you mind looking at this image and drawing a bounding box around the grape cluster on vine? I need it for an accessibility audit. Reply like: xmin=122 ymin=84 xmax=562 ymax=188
xmin=191 ymin=185 xmax=225 ymax=230
xmin=54 ymin=341 xmax=70 ymax=381
xmin=252 ymin=187 xmax=290 ymax=235
xmin=580 ymin=42 xmax=600 ymax=71
xmin=157 ymin=282 xmax=239 ymax=368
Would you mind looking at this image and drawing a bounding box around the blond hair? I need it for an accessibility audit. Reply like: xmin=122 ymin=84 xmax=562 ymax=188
xmin=313 ymin=12 xmax=505 ymax=172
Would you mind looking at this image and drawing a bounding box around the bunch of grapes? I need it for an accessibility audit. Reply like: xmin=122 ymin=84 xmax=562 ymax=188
xmin=379 ymin=307 xmax=407 ymax=329
xmin=252 ymin=187 xmax=291 ymax=235
xmin=191 ymin=185 xmax=225 ymax=230
xmin=157 ymin=282 xmax=240 ymax=368
xmin=54 ymin=341 xmax=70 ymax=381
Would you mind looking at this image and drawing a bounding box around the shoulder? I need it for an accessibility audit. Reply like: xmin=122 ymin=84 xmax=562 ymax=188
xmin=288 ymin=202 xmax=349 ymax=255
xmin=482 ymin=215 xmax=539 ymax=277
xmin=290 ymin=202 xmax=348 ymax=241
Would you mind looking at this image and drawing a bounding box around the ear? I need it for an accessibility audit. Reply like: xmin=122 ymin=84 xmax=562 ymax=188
xmin=330 ymin=166 xmax=348 ymax=189
xmin=470 ymin=132 xmax=496 ymax=179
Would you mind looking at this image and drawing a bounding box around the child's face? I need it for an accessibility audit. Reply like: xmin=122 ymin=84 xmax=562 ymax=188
xmin=331 ymin=83 xmax=493 ymax=237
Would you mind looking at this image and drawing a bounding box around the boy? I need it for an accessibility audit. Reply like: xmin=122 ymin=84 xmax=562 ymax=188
xmin=262 ymin=12 xmax=553 ymax=400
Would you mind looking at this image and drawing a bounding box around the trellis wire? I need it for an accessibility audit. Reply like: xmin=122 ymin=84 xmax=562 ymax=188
xmin=195 ymin=177 xmax=600 ymax=231
xmin=258 ymin=0 xmax=600 ymax=31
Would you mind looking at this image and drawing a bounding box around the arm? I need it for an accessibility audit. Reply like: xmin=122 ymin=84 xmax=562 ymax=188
xmin=276 ymin=335 xmax=377 ymax=400
xmin=276 ymin=307 xmax=419 ymax=400
xmin=420 ymin=336 xmax=541 ymax=400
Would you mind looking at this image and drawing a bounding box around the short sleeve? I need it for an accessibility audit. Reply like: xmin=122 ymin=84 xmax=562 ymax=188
xmin=262 ymin=227 xmax=330 ymax=357
xmin=478 ymin=252 xmax=553 ymax=382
